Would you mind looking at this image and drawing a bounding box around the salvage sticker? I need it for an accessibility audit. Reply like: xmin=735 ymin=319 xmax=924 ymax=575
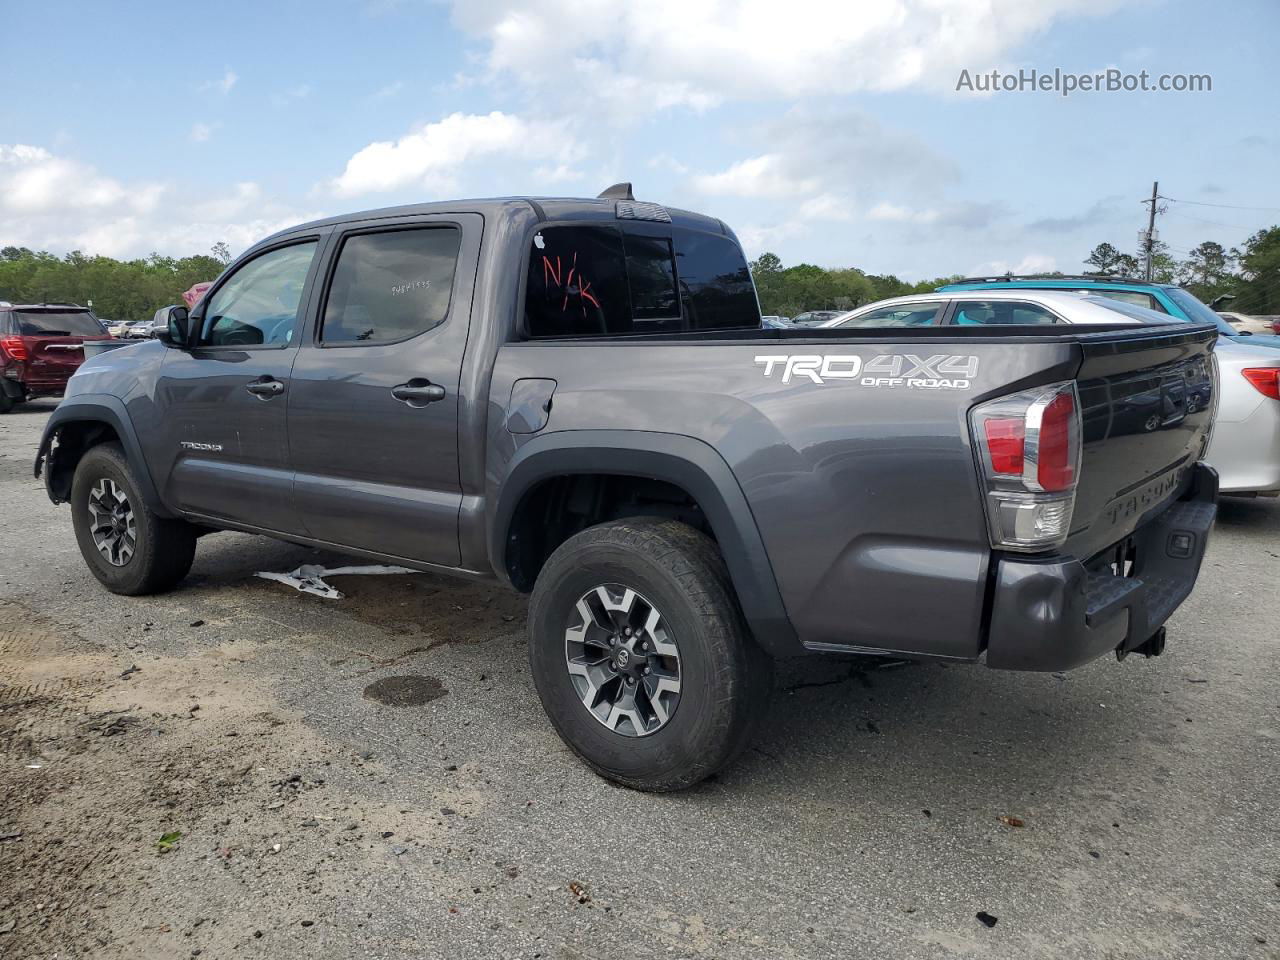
xmin=754 ymin=354 xmax=978 ymax=389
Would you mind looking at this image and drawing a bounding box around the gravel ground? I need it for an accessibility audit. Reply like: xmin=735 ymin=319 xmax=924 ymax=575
xmin=1 ymin=398 xmax=1278 ymax=959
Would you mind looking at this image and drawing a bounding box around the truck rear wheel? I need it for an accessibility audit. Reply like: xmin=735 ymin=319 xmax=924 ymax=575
xmin=528 ymin=518 xmax=772 ymax=791
xmin=70 ymin=443 xmax=197 ymax=595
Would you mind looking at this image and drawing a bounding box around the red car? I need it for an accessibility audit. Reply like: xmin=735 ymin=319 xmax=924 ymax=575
xmin=0 ymin=302 xmax=110 ymax=413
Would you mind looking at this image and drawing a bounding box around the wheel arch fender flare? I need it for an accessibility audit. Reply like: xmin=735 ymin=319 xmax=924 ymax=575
xmin=35 ymin=394 xmax=172 ymax=517
xmin=490 ymin=430 xmax=797 ymax=657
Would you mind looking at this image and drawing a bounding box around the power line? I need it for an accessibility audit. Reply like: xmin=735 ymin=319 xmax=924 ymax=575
xmin=1166 ymin=197 xmax=1280 ymax=214
xmin=1162 ymin=209 xmax=1262 ymax=232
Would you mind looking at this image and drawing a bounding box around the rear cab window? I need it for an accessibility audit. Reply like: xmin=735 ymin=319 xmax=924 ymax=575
xmin=524 ymin=223 xmax=759 ymax=337
xmin=14 ymin=310 xmax=104 ymax=337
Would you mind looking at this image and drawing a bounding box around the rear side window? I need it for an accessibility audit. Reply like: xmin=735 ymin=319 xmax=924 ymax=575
xmin=1073 ymin=289 xmax=1165 ymax=312
xmin=322 ymin=227 xmax=460 ymax=344
xmin=524 ymin=224 xmax=760 ymax=337
xmin=14 ymin=310 xmax=104 ymax=336
xmin=835 ymin=302 xmax=941 ymax=327
xmin=952 ymin=300 xmax=1059 ymax=325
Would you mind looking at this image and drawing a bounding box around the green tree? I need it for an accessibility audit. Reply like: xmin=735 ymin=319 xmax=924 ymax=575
xmin=1231 ymin=226 xmax=1280 ymax=314
xmin=0 ymin=248 xmax=225 ymax=322
xmin=1084 ymin=242 xmax=1125 ymax=275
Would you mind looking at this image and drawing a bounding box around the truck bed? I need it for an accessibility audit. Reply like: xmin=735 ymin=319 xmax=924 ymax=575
xmin=491 ymin=321 xmax=1218 ymax=661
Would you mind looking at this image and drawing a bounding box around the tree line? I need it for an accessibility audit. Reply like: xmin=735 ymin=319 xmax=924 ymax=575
xmin=751 ymin=225 xmax=1280 ymax=318
xmin=0 ymin=244 xmax=230 ymax=323
xmin=3 ymin=225 xmax=1277 ymax=324
xmin=1082 ymin=227 xmax=1280 ymax=314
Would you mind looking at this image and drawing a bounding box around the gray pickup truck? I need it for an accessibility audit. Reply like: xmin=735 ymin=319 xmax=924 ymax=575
xmin=36 ymin=187 xmax=1219 ymax=791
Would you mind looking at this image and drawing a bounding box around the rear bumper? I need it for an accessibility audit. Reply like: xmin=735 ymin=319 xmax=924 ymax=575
xmin=1206 ymin=397 xmax=1280 ymax=494
xmin=984 ymin=462 xmax=1217 ymax=671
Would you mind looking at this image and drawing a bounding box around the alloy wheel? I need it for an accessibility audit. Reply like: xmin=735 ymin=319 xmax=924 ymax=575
xmin=564 ymin=584 xmax=682 ymax=737
xmin=87 ymin=478 xmax=136 ymax=567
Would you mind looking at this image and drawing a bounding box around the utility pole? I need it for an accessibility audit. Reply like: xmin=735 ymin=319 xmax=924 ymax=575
xmin=1142 ymin=180 xmax=1160 ymax=282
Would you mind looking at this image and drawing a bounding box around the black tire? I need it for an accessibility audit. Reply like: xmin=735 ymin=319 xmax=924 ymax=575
xmin=0 ymin=392 xmax=12 ymax=414
xmin=71 ymin=443 xmax=197 ymax=595
xmin=528 ymin=518 xmax=773 ymax=791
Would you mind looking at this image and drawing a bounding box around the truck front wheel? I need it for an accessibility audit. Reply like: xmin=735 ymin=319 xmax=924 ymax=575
xmin=70 ymin=443 xmax=197 ymax=595
xmin=528 ymin=518 xmax=772 ymax=791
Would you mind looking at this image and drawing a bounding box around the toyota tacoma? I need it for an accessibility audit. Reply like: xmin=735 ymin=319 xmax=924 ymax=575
xmin=36 ymin=187 xmax=1219 ymax=790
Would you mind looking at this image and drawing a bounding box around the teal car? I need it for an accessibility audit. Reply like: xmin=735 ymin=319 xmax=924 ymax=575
xmin=936 ymin=276 xmax=1280 ymax=349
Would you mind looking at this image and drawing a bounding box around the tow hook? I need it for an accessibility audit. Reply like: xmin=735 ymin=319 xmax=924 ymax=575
xmin=1116 ymin=626 xmax=1167 ymax=662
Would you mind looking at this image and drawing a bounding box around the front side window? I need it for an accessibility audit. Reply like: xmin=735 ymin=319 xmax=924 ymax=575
xmin=321 ymin=227 xmax=460 ymax=344
xmin=201 ymin=241 xmax=317 ymax=347
xmin=837 ymin=302 xmax=941 ymax=327
xmin=951 ymin=300 xmax=1059 ymax=325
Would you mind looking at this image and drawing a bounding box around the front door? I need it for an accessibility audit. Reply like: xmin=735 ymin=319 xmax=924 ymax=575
xmin=286 ymin=214 xmax=480 ymax=566
xmin=155 ymin=236 xmax=324 ymax=533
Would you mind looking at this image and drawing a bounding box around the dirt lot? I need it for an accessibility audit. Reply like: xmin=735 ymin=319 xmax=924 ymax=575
xmin=1 ymin=399 xmax=1278 ymax=959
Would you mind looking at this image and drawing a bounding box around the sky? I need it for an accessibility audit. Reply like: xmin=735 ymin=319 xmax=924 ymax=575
xmin=1 ymin=0 xmax=1277 ymax=281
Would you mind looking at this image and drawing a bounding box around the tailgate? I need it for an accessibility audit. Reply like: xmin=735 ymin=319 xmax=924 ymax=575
xmin=22 ymin=335 xmax=100 ymax=382
xmin=1065 ymin=323 xmax=1217 ymax=560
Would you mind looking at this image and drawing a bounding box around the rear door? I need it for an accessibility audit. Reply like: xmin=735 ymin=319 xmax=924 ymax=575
xmin=155 ymin=236 xmax=325 ymax=533
xmin=286 ymin=213 xmax=481 ymax=566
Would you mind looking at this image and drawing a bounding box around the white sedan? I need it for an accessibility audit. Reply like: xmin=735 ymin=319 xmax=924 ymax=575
xmin=822 ymin=290 xmax=1280 ymax=496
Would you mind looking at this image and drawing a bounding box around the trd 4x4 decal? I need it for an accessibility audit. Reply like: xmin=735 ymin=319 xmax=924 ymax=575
xmin=754 ymin=353 xmax=979 ymax=389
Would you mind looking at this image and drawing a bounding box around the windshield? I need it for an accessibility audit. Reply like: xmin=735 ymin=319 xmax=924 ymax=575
xmin=1165 ymin=287 xmax=1239 ymax=336
xmin=14 ymin=310 xmax=105 ymax=337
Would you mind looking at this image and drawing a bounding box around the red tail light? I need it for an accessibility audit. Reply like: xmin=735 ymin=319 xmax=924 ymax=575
xmin=1242 ymin=367 xmax=1280 ymax=400
xmin=970 ymin=381 xmax=1082 ymax=551
xmin=1035 ymin=389 xmax=1078 ymax=492
xmin=983 ymin=418 xmax=1025 ymax=474
xmin=0 ymin=336 xmax=27 ymax=361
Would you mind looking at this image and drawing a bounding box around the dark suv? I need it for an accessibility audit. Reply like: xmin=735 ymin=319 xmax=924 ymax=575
xmin=0 ymin=302 xmax=109 ymax=412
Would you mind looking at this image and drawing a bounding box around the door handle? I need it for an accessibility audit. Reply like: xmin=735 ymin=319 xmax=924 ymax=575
xmin=246 ymin=378 xmax=285 ymax=398
xmin=392 ymin=379 xmax=446 ymax=407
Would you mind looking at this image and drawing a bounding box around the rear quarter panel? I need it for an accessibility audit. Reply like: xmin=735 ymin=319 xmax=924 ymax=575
xmin=488 ymin=337 xmax=1083 ymax=659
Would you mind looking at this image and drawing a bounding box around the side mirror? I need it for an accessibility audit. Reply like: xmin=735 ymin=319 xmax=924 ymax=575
xmin=159 ymin=306 xmax=191 ymax=348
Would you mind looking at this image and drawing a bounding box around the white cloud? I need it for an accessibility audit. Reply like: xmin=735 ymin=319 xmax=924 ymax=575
xmin=868 ymin=202 xmax=939 ymax=224
xmin=689 ymin=108 xmax=956 ymax=218
xmin=329 ymin=110 xmax=581 ymax=197
xmin=451 ymin=0 xmax=1124 ymax=108
xmin=271 ymin=84 xmax=312 ymax=107
xmin=531 ymin=164 xmax=583 ymax=185
xmin=971 ymin=253 xmax=1059 ymax=276
xmin=188 ymin=123 xmax=213 ymax=143
xmin=0 ymin=144 xmax=317 ymax=259
xmin=694 ymin=155 xmax=818 ymax=199
xmin=202 ymin=67 xmax=238 ymax=95
xmin=371 ymin=80 xmax=404 ymax=100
